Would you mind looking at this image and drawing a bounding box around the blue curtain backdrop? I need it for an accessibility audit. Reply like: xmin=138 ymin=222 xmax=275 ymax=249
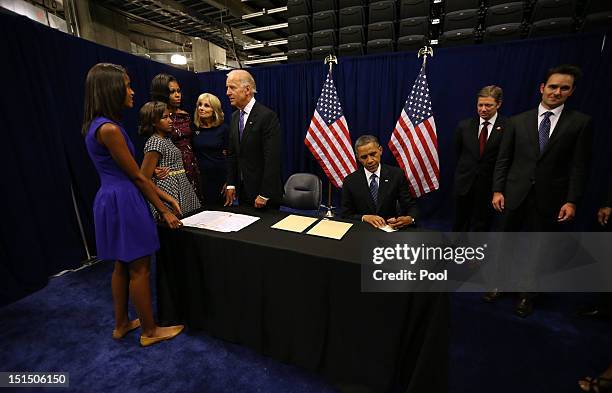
xmin=198 ymin=34 xmax=612 ymax=228
xmin=0 ymin=8 xmax=610 ymax=304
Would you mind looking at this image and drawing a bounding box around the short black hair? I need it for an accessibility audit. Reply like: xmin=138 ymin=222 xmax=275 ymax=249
xmin=354 ymin=135 xmax=380 ymax=152
xmin=138 ymin=101 xmax=167 ymax=137
xmin=150 ymin=73 xmax=177 ymax=103
xmin=542 ymin=64 xmax=583 ymax=87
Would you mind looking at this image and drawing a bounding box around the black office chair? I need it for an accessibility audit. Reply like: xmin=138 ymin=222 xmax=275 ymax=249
xmin=583 ymin=0 xmax=612 ymax=14
xmin=338 ymin=42 xmax=366 ymax=56
xmin=288 ymin=34 xmax=311 ymax=51
xmin=289 ymin=15 xmax=311 ymax=35
xmin=444 ymin=9 xmax=480 ymax=31
xmin=528 ymin=17 xmax=574 ymax=37
xmin=486 ymin=2 xmax=525 ymax=25
xmin=282 ymin=174 xmax=323 ymax=210
xmin=445 ymin=0 xmax=481 ymax=13
xmin=288 ymin=0 xmax=311 ymax=18
xmin=369 ymin=0 xmax=397 ymax=23
xmin=531 ymin=0 xmax=577 ymax=22
xmin=313 ymin=10 xmax=338 ymax=31
xmin=399 ymin=16 xmax=429 ymax=36
xmin=340 ymin=25 xmax=366 ymax=44
xmin=581 ymin=11 xmax=612 ymax=32
xmin=438 ymin=28 xmax=477 ymax=46
xmin=312 ymin=0 xmax=337 ymax=12
xmin=288 ymin=49 xmax=311 ymax=62
xmin=483 ymin=22 xmax=522 ymax=42
xmin=368 ymin=21 xmax=396 ymax=40
xmin=340 ymin=6 xmax=366 ymax=28
xmin=400 ymin=0 xmax=429 ymax=18
xmin=313 ymin=29 xmax=338 ymax=47
xmin=339 ymin=0 xmax=366 ymax=7
xmin=397 ymin=35 xmax=427 ymax=51
xmin=312 ymin=45 xmax=335 ymax=59
xmin=367 ymin=38 xmax=395 ymax=53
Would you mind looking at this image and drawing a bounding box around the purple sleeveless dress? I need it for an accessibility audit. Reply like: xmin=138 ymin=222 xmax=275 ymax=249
xmin=85 ymin=117 xmax=159 ymax=262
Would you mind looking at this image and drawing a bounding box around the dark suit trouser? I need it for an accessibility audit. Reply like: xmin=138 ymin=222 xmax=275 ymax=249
xmin=238 ymin=182 xmax=279 ymax=210
xmin=596 ymin=221 xmax=612 ymax=313
xmin=499 ymin=188 xmax=570 ymax=232
xmin=498 ymin=188 xmax=568 ymax=298
xmin=454 ymin=178 xmax=494 ymax=231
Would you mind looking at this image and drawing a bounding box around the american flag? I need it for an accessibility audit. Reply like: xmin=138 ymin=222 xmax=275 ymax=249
xmin=305 ymin=72 xmax=357 ymax=188
xmin=388 ymin=64 xmax=440 ymax=197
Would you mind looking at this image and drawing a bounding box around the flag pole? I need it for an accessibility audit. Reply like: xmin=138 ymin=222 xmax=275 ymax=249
xmin=322 ymin=54 xmax=338 ymax=217
xmin=417 ymin=46 xmax=434 ymax=65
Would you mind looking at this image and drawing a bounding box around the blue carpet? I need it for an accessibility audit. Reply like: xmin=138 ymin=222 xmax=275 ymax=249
xmin=0 ymin=261 xmax=610 ymax=393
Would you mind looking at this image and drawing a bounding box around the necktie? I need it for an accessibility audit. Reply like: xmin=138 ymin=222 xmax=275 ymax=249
xmin=479 ymin=121 xmax=489 ymax=157
xmin=369 ymin=173 xmax=378 ymax=206
xmin=538 ymin=111 xmax=553 ymax=153
xmin=239 ymin=110 xmax=245 ymax=140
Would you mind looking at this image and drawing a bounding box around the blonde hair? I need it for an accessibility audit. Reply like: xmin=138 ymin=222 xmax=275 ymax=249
xmin=193 ymin=93 xmax=225 ymax=128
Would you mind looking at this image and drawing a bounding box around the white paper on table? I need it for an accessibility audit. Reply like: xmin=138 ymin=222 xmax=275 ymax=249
xmin=378 ymin=225 xmax=397 ymax=233
xmin=181 ymin=210 xmax=260 ymax=232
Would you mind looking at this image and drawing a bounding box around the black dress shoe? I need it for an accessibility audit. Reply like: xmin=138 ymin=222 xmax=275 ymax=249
xmin=515 ymin=297 xmax=534 ymax=318
xmin=482 ymin=289 xmax=502 ymax=303
xmin=576 ymin=307 xmax=612 ymax=321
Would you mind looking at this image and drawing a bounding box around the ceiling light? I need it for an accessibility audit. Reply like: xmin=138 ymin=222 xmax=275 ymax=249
xmin=242 ymin=23 xmax=288 ymax=34
xmin=243 ymin=56 xmax=287 ymax=65
xmin=171 ymin=54 xmax=187 ymax=65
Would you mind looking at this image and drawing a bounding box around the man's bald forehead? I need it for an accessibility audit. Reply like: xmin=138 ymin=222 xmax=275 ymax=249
xmin=228 ymin=69 xmax=251 ymax=79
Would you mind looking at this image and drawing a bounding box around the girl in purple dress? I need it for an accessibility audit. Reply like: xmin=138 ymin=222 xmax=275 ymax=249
xmin=150 ymin=73 xmax=202 ymax=200
xmin=83 ymin=63 xmax=184 ymax=347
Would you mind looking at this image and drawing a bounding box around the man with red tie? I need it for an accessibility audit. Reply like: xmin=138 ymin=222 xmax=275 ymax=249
xmin=453 ymin=86 xmax=506 ymax=231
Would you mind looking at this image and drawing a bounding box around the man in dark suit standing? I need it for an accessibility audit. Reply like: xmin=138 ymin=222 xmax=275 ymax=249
xmin=342 ymin=135 xmax=417 ymax=229
xmin=491 ymin=64 xmax=592 ymax=317
xmin=224 ymin=69 xmax=282 ymax=208
xmin=454 ymin=85 xmax=506 ymax=231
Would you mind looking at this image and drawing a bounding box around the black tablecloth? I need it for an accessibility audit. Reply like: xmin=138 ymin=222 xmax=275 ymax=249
xmin=156 ymin=207 xmax=449 ymax=393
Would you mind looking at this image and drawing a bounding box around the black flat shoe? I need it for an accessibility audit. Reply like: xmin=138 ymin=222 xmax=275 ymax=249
xmin=576 ymin=307 xmax=612 ymax=321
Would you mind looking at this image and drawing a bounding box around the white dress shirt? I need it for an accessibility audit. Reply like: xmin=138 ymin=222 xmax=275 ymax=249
xmin=364 ymin=165 xmax=381 ymax=188
xmin=479 ymin=112 xmax=498 ymax=141
xmin=538 ymin=103 xmax=564 ymax=138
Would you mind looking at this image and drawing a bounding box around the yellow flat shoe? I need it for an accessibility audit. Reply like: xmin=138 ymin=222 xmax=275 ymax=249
xmin=140 ymin=325 xmax=184 ymax=347
xmin=112 ymin=319 xmax=141 ymax=340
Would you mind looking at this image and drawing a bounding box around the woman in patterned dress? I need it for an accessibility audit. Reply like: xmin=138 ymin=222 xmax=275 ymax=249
xmin=150 ymin=73 xmax=202 ymax=200
xmin=82 ymin=63 xmax=184 ymax=346
xmin=139 ymin=101 xmax=201 ymax=217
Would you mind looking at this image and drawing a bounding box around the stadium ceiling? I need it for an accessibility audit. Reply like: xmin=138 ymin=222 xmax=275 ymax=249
xmin=96 ymin=0 xmax=288 ymax=63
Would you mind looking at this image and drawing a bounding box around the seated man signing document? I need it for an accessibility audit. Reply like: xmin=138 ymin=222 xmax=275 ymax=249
xmin=341 ymin=135 xmax=417 ymax=229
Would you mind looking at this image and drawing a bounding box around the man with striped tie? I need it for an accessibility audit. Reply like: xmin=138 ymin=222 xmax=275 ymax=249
xmin=341 ymin=135 xmax=417 ymax=230
xmin=490 ymin=64 xmax=592 ymax=317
